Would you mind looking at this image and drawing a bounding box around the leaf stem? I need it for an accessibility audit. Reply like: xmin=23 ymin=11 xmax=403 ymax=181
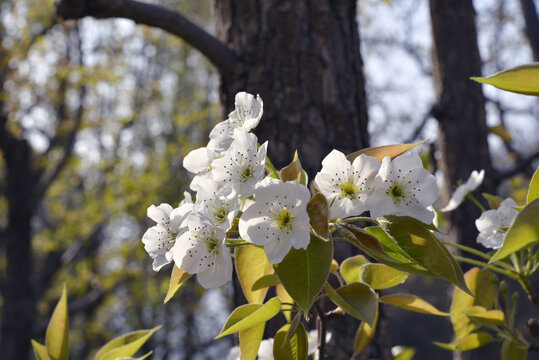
xmin=454 ymin=256 xmax=516 ymax=279
xmin=466 ymin=193 xmax=486 ymax=212
xmin=265 ymin=156 xmax=280 ymax=178
xmin=335 ymin=217 xmax=378 ymax=224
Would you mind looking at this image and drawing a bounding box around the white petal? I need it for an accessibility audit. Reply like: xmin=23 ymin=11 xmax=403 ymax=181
xmin=264 ymin=237 xmax=293 ymax=264
xmin=239 ymin=204 xmax=276 ymax=246
xmin=403 ymin=168 xmax=439 ymax=205
xmin=288 ymin=223 xmax=310 ymax=249
xmin=183 ymin=147 xmax=216 ymax=174
xmin=392 ymin=152 xmax=423 ymax=171
xmin=147 ymin=203 xmax=173 ymax=225
xmin=441 ymin=170 xmax=485 ymax=212
xmin=173 ymin=232 xmax=211 ymax=274
xmin=197 ymin=248 xmax=233 ymax=288
xmin=475 ymin=210 xmax=499 ymax=234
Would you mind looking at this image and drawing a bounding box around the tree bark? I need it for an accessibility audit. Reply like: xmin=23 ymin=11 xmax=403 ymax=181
xmin=429 ymin=0 xmax=493 ymax=252
xmin=519 ymin=0 xmax=539 ymax=61
xmin=215 ymin=0 xmax=369 ymax=177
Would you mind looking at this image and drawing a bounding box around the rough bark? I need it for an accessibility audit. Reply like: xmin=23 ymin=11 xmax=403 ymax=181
xmin=519 ymin=0 xmax=539 ymax=61
xmin=215 ymin=0 xmax=369 ymax=176
xmin=429 ymin=0 xmax=493 ymax=252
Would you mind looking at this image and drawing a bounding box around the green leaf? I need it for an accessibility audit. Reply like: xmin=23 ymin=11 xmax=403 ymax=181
xmin=501 ymin=341 xmax=528 ymax=360
xmin=434 ymin=332 xmax=493 ymax=351
xmin=306 ymin=193 xmax=330 ymax=238
xmin=359 ymin=263 xmax=408 ymax=290
xmin=239 ymin=323 xmax=265 ymax=360
xmin=339 ymin=255 xmax=370 ymax=284
xmin=527 ymin=166 xmax=539 ymax=204
xmin=95 ymin=326 xmax=161 ymax=360
xmin=115 ymin=351 xmax=153 ymax=360
xmin=31 ymin=340 xmax=51 ymax=360
xmin=450 ymin=267 xmax=498 ymax=339
xmin=482 ymin=193 xmax=503 ymax=209
xmin=352 ymin=306 xmax=378 ymax=356
xmin=252 ymin=274 xmax=281 ymax=291
xmin=378 ymin=216 xmax=471 ymax=295
xmin=325 ymin=282 xmax=378 ymax=326
xmin=330 ymin=259 xmax=339 ymax=273
xmin=380 ymin=294 xmax=449 ymax=316
xmin=45 ymin=285 xmax=69 ymax=360
xmin=393 ymin=347 xmax=416 ymax=360
xmin=280 ymin=151 xmax=303 ymax=182
xmin=273 ymin=322 xmax=308 ymax=360
xmin=274 ymin=234 xmax=333 ymax=312
xmin=215 ymin=297 xmax=281 ymax=339
xmin=346 ymin=139 xmax=428 ymax=163
xmin=471 ymin=63 xmax=539 ymax=96
xmin=464 ymin=306 xmax=505 ymax=326
xmin=490 ymin=199 xmax=539 ymax=263
xmin=282 ymin=312 xmax=303 ymax=348
xmin=235 ymin=245 xmax=274 ymax=303
xmin=164 ymin=265 xmax=192 ymax=304
xmin=299 ymin=169 xmax=308 ymax=186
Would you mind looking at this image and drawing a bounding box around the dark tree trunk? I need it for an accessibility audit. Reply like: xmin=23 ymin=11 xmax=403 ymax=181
xmin=519 ymin=0 xmax=539 ymax=61
xmin=215 ymin=0 xmax=370 ymax=177
xmin=429 ymin=0 xmax=493 ymax=252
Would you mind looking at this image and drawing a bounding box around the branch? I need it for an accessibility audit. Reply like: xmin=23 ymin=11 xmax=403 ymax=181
xmin=519 ymin=0 xmax=539 ymax=61
xmin=405 ymin=107 xmax=433 ymax=143
xmin=495 ymin=150 xmax=539 ymax=182
xmin=55 ymin=0 xmax=236 ymax=76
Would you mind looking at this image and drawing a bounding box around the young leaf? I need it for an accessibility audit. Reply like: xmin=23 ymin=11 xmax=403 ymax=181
xmin=340 ymin=255 xmax=370 ymax=284
xmin=527 ymin=166 xmax=539 ymax=204
xmin=489 ymin=199 xmax=539 ymax=263
xmin=273 ymin=322 xmax=308 ymax=360
xmin=274 ymin=234 xmax=333 ymax=312
xmin=45 ymin=285 xmax=69 ymax=360
xmin=471 ymin=63 xmax=539 ymax=96
xmin=280 ymin=151 xmax=303 ymax=182
xmin=450 ymin=267 xmax=498 ymax=340
xmin=325 ymin=282 xmax=378 ymax=326
xmin=239 ymin=323 xmax=265 ymax=360
xmin=252 ymin=274 xmax=281 ymax=291
xmin=282 ymin=312 xmax=303 ymax=348
xmin=330 ymin=259 xmax=339 ymax=273
xmin=380 ymin=294 xmax=449 ymax=316
xmin=215 ymin=297 xmax=281 ymax=339
xmin=353 ymin=306 xmax=379 ymax=356
xmin=434 ymin=332 xmax=493 ymax=351
xmin=306 ymin=193 xmax=329 ymax=239
xmin=359 ymin=263 xmax=408 ymax=290
xmin=346 ymin=139 xmax=428 ymax=163
xmin=501 ymin=341 xmax=528 ymax=360
xmin=235 ymin=245 xmax=274 ymax=303
xmin=31 ymin=340 xmax=51 ymax=360
xmin=95 ymin=326 xmax=161 ymax=360
xmin=482 ymin=193 xmax=503 ymax=209
xmin=378 ymin=216 xmax=471 ymax=295
xmin=164 ymin=265 xmax=192 ymax=304
xmin=464 ymin=306 xmax=505 ymax=326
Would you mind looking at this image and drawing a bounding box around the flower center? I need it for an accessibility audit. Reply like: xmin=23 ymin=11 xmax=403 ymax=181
xmin=213 ymin=205 xmax=228 ymax=225
xmin=275 ymin=207 xmax=295 ymax=232
xmin=495 ymin=225 xmax=509 ymax=235
xmin=240 ymin=166 xmax=254 ymax=182
xmin=387 ymin=183 xmax=406 ymax=202
xmin=340 ymin=179 xmax=359 ymax=199
xmin=197 ymin=231 xmax=220 ymax=254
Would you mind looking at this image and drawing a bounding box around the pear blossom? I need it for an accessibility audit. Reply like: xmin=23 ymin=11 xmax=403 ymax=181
xmin=142 ymin=197 xmax=193 ymax=271
xmin=314 ymin=150 xmax=381 ymax=220
xmin=183 ymin=146 xmax=218 ymax=191
xmin=441 ymin=169 xmax=485 ymax=212
xmin=212 ymin=130 xmax=268 ymax=199
xmin=476 ymin=197 xmax=518 ymax=249
xmin=366 ymin=153 xmax=439 ymax=224
xmin=186 ymin=179 xmax=241 ymax=231
xmin=172 ymin=219 xmax=232 ymax=289
xmin=239 ymin=177 xmax=311 ymax=264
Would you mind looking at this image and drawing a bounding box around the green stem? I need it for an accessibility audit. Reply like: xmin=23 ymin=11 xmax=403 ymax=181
xmin=454 ymin=256 xmax=516 ymax=279
xmin=441 ymin=241 xmax=515 ymax=273
xmin=467 ymin=193 xmax=486 ymax=212
xmin=336 ymin=217 xmax=378 ymax=224
xmin=225 ymin=241 xmax=252 ymax=248
xmin=265 ymin=156 xmax=280 ymax=178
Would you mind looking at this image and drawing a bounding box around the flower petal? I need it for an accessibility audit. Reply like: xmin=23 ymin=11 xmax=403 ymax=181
xmin=196 ymin=248 xmax=233 ymax=288
xmin=147 ymin=203 xmax=173 ymax=225
xmin=263 ymin=237 xmax=293 ymax=264
xmin=183 ymin=147 xmax=216 ymax=174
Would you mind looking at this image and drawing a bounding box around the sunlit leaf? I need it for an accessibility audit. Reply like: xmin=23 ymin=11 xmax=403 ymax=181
xmin=392 ymin=346 xmax=416 ymax=360
xmin=353 ymin=303 xmax=379 ymax=356
xmin=215 ymin=297 xmax=281 ymax=339
xmin=340 ymin=255 xmax=369 ymax=284
xmin=282 ymin=312 xmax=302 ymax=348
xmin=527 ymin=166 xmax=539 ymax=204
xmin=239 ymin=323 xmax=265 ymax=360
xmin=482 ymin=193 xmax=503 ymax=209
xmin=471 ymin=63 xmax=539 ymax=96
xmin=45 ymin=285 xmax=69 ymax=360
xmin=490 ymin=199 xmax=539 ymax=263
xmin=501 ymin=341 xmax=528 ymax=360
xmin=273 ymin=322 xmax=308 ymax=360
xmin=346 ymin=139 xmax=428 ymax=163
xmin=378 ymin=216 xmax=471 ymax=294
xmin=325 ymin=282 xmax=378 ymax=326
xmin=359 ymin=263 xmax=408 ymax=290
xmin=330 ymin=259 xmax=339 ymax=273
xmin=434 ymin=332 xmax=493 ymax=351
xmin=380 ymin=294 xmax=449 ymax=316
xmin=164 ymin=265 xmax=192 ymax=304
xmin=276 ymin=284 xmax=294 ymax=322
xmin=252 ymin=274 xmax=281 ymax=291
xmin=464 ymin=306 xmax=505 ymax=326
xmin=274 ymin=234 xmax=333 ymax=312
xmin=235 ymin=245 xmax=274 ymax=303
xmin=306 ymin=193 xmax=329 ymax=239
xmin=31 ymin=340 xmax=51 ymax=360
xmin=280 ymin=151 xmax=303 ymax=182
xmin=450 ymin=267 xmax=498 ymax=339
xmin=95 ymin=326 xmax=161 ymax=360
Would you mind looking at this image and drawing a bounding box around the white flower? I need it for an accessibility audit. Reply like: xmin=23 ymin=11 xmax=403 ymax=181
xmin=186 ymin=179 xmax=241 ymax=231
xmin=366 ymin=153 xmax=439 ymax=224
xmin=172 ymin=219 xmax=232 ymax=289
xmin=212 ymin=130 xmax=268 ymax=199
xmin=257 ymin=338 xmax=274 ymax=360
xmin=314 ymin=150 xmax=380 ymax=220
xmin=226 ymin=346 xmax=241 ymax=360
xmin=228 ymin=92 xmax=264 ymax=131
xmin=476 ymin=197 xmax=518 ymax=249
xmin=239 ymin=177 xmax=311 ymax=264
xmin=208 ymin=120 xmax=235 ymax=154
xmin=142 ymin=200 xmax=192 ymax=271
xmin=183 ymin=147 xmax=218 ymax=191
xmin=441 ymin=170 xmax=485 ymax=212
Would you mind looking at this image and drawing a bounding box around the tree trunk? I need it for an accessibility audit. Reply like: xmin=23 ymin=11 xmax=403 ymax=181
xmin=429 ymin=0 xmax=493 ymax=252
xmin=215 ymin=0 xmax=370 ymax=177
xmin=519 ymin=0 xmax=539 ymax=61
